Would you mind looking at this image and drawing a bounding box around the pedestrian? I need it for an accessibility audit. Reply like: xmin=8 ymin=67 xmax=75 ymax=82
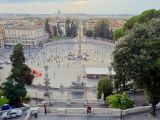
xmin=44 ymin=105 xmax=47 ymax=114
xmin=47 ymin=106 xmax=50 ymax=113
xmin=54 ymin=73 xmax=55 ymax=76
xmin=86 ymin=105 xmax=92 ymax=114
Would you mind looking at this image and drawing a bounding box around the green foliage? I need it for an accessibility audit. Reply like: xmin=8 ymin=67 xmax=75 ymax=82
xmin=97 ymin=77 xmax=113 ymax=99
xmin=25 ymin=95 xmax=31 ymax=101
xmin=9 ymin=44 xmax=34 ymax=85
xmin=113 ymin=29 xmax=124 ymax=40
xmin=114 ymin=9 xmax=160 ymax=40
xmin=83 ymin=27 xmax=86 ymax=35
xmin=1 ymin=80 xmax=27 ymax=105
xmin=0 ymin=90 xmax=2 ymax=96
xmin=94 ymin=19 xmax=113 ymax=40
xmin=57 ymin=22 xmax=63 ymax=36
xmin=45 ymin=18 xmax=51 ymax=37
xmin=53 ymin=26 xmax=57 ymax=36
xmin=106 ymin=93 xmax=134 ymax=110
xmin=86 ymin=30 xmax=93 ymax=37
xmin=114 ymin=79 xmax=120 ymax=89
xmin=65 ymin=20 xmax=78 ymax=37
xmin=94 ymin=20 xmax=111 ymax=39
xmin=112 ymin=20 xmax=160 ymax=115
xmin=0 ymin=98 xmax=9 ymax=106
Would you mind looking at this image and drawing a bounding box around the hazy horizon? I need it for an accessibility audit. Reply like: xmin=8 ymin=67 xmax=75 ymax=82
xmin=0 ymin=0 xmax=159 ymax=14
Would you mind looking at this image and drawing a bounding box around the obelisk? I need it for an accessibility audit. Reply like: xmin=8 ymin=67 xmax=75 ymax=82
xmin=78 ymin=20 xmax=82 ymax=55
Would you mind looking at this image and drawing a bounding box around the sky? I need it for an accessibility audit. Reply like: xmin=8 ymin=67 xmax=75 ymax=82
xmin=0 ymin=0 xmax=159 ymax=14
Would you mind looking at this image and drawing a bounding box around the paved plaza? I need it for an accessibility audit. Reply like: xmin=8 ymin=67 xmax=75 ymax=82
xmin=0 ymin=39 xmax=114 ymax=99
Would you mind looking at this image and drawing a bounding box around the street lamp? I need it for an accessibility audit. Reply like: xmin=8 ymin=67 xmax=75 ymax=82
xmin=120 ymin=96 xmax=125 ymax=120
xmin=108 ymin=66 xmax=112 ymax=82
xmin=35 ymin=92 xmax=37 ymax=104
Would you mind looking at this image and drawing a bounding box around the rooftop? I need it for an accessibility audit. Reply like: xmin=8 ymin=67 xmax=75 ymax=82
xmin=86 ymin=68 xmax=116 ymax=75
xmin=5 ymin=26 xmax=44 ymax=30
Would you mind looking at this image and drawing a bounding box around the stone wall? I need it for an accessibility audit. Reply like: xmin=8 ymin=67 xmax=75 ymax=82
xmin=24 ymin=104 xmax=160 ymax=120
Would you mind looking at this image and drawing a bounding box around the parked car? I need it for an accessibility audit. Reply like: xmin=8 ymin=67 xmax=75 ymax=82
xmin=4 ymin=61 xmax=11 ymax=64
xmin=0 ymin=66 xmax=3 ymax=69
xmin=2 ymin=109 xmax=22 ymax=120
xmin=0 ymin=60 xmax=4 ymax=64
xmin=14 ymin=103 xmax=30 ymax=108
xmin=1 ymin=104 xmax=13 ymax=111
xmin=27 ymin=51 xmax=32 ymax=53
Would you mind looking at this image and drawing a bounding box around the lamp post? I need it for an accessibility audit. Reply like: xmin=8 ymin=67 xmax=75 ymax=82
xmin=35 ymin=92 xmax=37 ymax=104
xmin=108 ymin=66 xmax=112 ymax=82
xmin=120 ymin=96 xmax=125 ymax=120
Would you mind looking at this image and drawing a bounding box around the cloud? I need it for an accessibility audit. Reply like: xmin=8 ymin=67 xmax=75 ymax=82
xmin=74 ymin=1 xmax=85 ymax=5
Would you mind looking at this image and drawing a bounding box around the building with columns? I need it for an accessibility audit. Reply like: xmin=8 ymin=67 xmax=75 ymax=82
xmin=5 ymin=26 xmax=49 ymax=46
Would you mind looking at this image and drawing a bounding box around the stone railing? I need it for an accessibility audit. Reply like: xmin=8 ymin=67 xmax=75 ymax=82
xmin=24 ymin=107 xmax=38 ymax=120
xmin=24 ymin=104 xmax=160 ymax=120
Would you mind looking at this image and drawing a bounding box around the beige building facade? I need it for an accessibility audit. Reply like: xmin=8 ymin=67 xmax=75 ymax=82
xmin=86 ymin=18 xmax=98 ymax=31
xmin=5 ymin=26 xmax=49 ymax=46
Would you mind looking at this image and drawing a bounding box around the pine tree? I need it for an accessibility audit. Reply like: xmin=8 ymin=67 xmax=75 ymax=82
xmin=53 ymin=26 xmax=57 ymax=36
xmin=9 ymin=44 xmax=34 ymax=85
xmin=45 ymin=18 xmax=51 ymax=37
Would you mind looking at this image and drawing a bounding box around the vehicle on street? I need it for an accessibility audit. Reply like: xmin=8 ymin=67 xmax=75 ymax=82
xmin=4 ymin=60 xmax=11 ymax=64
xmin=27 ymin=51 xmax=32 ymax=53
xmin=0 ymin=66 xmax=3 ymax=69
xmin=2 ymin=109 xmax=22 ymax=120
xmin=14 ymin=103 xmax=30 ymax=108
xmin=1 ymin=104 xmax=13 ymax=111
xmin=0 ymin=60 xmax=4 ymax=64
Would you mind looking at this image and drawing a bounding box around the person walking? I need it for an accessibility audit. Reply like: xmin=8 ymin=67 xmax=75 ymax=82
xmin=44 ymin=105 xmax=47 ymax=114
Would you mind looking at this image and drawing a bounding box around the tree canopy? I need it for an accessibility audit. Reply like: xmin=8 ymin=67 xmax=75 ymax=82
xmin=112 ymin=20 xmax=160 ymax=115
xmin=86 ymin=30 xmax=93 ymax=37
xmin=97 ymin=77 xmax=113 ymax=99
xmin=1 ymin=81 xmax=26 ymax=105
xmin=114 ymin=9 xmax=160 ymax=40
xmin=94 ymin=19 xmax=113 ymax=40
xmin=45 ymin=18 xmax=51 ymax=37
xmin=9 ymin=44 xmax=34 ymax=85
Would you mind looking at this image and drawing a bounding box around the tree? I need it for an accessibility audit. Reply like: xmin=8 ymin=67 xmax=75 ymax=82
xmin=65 ymin=20 xmax=77 ymax=37
xmin=97 ymin=77 xmax=113 ymax=99
xmin=65 ymin=20 xmax=71 ymax=37
xmin=57 ymin=22 xmax=63 ymax=36
xmin=53 ymin=26 xmax=57 ymax=36
xmin=1 ymin=81 xmax=26 ymax=105
xmin=45 ymin=18 xmax=51 ymax=37
xmin=9 ymin=44 xmax=34 ymax=85
xmin=86 ymin=30 xmax=93 ymax=37
xmin=109 ymin=28 xmax=114 ymax=40
xmin=114 ymin=9 xmax=160 ymax=40
xmin=106 ymin=93 xmax=134 ymax=110
xmin=71 ymin=21 xmax=77 ymax=37
xmin=112 ymin=20 xmax=160 ymax=115
xmin=94 ymin=20 xmax=111 ymax=40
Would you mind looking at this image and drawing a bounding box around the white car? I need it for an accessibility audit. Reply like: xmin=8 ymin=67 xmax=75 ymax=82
xmin=4 ymin=61 xmax=11 ymax=64
xmin=0 ymin=60 xmax=4 ymax=64
xmin=2 ymin=109 xmax=22 ymax=120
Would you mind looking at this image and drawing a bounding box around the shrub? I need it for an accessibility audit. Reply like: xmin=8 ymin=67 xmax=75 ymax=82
xmin=25 ymin=95 xmax=31 ymax=101
xmin=0 ymin=98 xmax=9 ymax=106
xmin=106 ymin=93 xmax=134 ymax=110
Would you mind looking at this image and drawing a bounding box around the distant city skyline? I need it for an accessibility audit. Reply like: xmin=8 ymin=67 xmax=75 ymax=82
xmin=0 ymin=0 xmax=159 ymax=14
